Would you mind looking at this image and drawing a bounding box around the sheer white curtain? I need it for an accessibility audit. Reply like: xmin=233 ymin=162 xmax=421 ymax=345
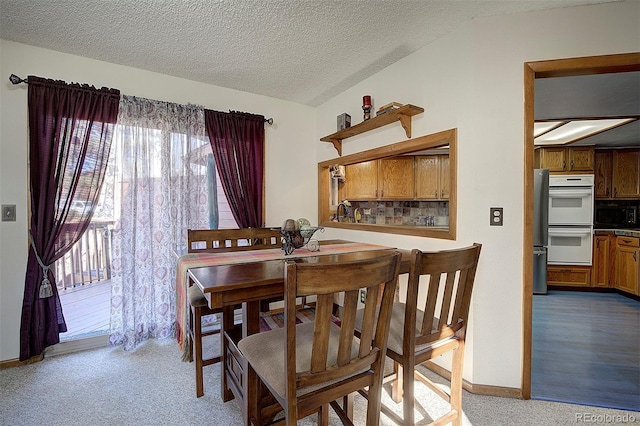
xmin=105 ymin=96 xmax=211 ymax=350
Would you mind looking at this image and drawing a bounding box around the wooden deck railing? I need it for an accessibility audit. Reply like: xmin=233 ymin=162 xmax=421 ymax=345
xmin=54 ymin=221 xmax=113 ymax=291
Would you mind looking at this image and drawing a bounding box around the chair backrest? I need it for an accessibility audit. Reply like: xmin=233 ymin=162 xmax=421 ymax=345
xmin=250 ymin=228 xmax=283 ymax=249
xmin=406 ymin=243 xmax=481 ymax=348
xmin=283 ymin=251 xmax=401 ymax=411
xmin=187 ymin=228 xmax=281 ymax=253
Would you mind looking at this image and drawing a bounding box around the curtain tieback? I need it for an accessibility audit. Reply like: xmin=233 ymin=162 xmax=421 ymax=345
xmin=28 ymin=233 xmax=53 ymax=299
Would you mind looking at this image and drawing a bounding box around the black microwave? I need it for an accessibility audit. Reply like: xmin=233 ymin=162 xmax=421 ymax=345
xmin=594 ymin=205 xmax=638 ymax=229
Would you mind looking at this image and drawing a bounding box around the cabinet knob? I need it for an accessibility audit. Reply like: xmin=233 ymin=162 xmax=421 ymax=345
xmin=435 ymin=191 xmax=438 ymax=198
xmin=570 ymin=159 xmax=574 ymax=170
xmin=562 ymin=160 xmax=566 ymax=170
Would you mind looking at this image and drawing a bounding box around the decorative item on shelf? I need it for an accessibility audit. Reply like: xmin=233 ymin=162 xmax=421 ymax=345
xmin=337 ymin=113 xmax=351 ymax=131
xmin=279 ymin=218 xmax=324 ymax=255
xmin=376 ymin=101 xmax=404 ymax=117
xmin=362 ymin=95 xmax=372 ymax=121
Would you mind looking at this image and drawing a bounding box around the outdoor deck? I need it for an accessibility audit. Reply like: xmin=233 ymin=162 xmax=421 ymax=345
xmin=58 ymin=279 xmax=111 ymax=341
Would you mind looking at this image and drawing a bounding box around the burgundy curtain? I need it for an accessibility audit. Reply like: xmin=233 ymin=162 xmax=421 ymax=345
xmin=20 ymin=76 xmax=120 ymax=360
xmin=204 ymin=110 xmax=265 ymax=228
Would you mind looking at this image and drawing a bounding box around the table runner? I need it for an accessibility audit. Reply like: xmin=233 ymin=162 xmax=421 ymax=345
xmin=175 ymin=242 xmax=393 ymax=360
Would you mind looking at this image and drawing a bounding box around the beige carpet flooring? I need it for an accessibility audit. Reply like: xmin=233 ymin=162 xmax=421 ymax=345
xmin=1 ymin=336 xmax=636 ymax=425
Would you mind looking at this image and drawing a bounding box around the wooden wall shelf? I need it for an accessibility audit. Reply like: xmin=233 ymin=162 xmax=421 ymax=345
xmin=320 ymin=104 xmax=424 ymax=155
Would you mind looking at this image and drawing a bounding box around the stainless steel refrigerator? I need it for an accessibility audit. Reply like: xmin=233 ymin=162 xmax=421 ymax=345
xmin=533 ymin=169 xmax=549 ymax=295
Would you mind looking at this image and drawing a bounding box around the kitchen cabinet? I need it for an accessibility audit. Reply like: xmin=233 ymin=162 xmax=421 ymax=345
xmin=547 ymin=265 xmax=592 ymax=287
xmin=344 ymin=155 xmax=450 ymax=201
xmin=612 ymin=149 xmax=640 ymax=198
xmin=379 ymin=157 xmax=415 ymax=199
xmin=343 ymin=160 xmax=377 ymax=200
xmin=537 ymin=146 xmax=594 ymax=173
xmin=595 ymin=149 xmax=640 ymax=199
xmin=594 ymin=151 xmax=613 ymax=198
xmin=592 ymin=235 xmax=614 ymax=288
xmin=614 ymin=236 xmax=639 ymax=295
xmin=415 ymin=155 xmax=449 ymax=200
xmin=343 ymin=157 xmax=414 ymax=200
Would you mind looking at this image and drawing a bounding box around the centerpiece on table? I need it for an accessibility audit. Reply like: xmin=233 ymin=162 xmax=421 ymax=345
xmin=280 ymin=218 xmax=324 ymax=255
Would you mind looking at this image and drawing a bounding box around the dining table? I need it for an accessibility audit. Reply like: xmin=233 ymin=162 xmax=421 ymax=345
xmin=180 ymin=239 xmax=411 ymax=425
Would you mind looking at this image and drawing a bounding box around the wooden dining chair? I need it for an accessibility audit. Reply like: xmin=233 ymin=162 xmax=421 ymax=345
xmin=238 ymin=251 xmax=401 ymax=425
xmin=359 ymin=243 xmax=481 ymax=425
xmin=187 ymin=227 xmax=281 ymax=252
xmin=186 ymin=227 xmax=282 ymax=398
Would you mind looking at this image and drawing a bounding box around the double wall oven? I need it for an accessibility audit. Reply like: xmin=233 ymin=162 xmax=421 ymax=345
xmin=547 ymin=174 xmax=594 ymax=266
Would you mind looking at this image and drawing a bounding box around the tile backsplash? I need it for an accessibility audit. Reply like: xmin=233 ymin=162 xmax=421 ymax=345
xmin=343 ymin=200 xmax=449 ymax=226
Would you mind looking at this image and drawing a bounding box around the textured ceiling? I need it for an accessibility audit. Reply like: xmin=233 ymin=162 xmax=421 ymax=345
xmin=0 ymin=0 xmax=614 ymax=106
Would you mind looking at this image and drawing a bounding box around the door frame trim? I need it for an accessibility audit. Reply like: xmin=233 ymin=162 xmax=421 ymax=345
xmin=522 ymin=52 xmax=640 ymax=399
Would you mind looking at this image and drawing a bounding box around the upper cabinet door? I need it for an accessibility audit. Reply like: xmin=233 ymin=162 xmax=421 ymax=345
xmin=613 ymin=149 xmax=640 ymax=198
xmin=568 ymin=147 xmax=595 ymax=171
xmin=415 ymin=156 xmax=440 ymax=199
xmin=439 ymin=155 xmax=450 ymax=199
xmin=594 ymin=151 xmax=613 ymax=198
xmin=539 ymin=147 xmax=568 ymax=172
xmin=415 ymin=155 xmax=449 ymax=200
xmin=378 ymin=157 xmax=415 ymax=199
xmin=344 ymin=161 xmax=378 ymax=200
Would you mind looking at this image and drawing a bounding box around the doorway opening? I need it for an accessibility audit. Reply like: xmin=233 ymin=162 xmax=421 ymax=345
xmin=523 ymin=53 xmax=640 ymax=405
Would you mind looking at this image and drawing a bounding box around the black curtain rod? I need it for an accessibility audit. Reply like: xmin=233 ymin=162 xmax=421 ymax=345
xmin=9 ymin=74 xmax=274 ymax=125
xmin=227 ymin=109 xmax=273 ymax=125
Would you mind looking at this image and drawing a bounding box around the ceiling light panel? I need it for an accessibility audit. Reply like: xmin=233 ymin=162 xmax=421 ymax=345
xmin=533 ymin=121 xmax=565 ymax=137
xmin=534 ymin=118 xmax=636 ymax=145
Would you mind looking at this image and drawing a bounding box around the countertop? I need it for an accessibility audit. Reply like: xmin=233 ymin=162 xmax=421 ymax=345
xmin=594 ymin=229 xmax=640 ymax=238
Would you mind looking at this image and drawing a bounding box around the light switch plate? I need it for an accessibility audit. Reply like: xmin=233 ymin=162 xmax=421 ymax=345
xmin=2 ymin=205 xmax=16 ymax=222
xmin=490 ymin=207 xmax=503 ymax=226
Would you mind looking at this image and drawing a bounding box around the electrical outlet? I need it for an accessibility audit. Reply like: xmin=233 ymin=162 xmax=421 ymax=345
xmin=2 ymin=205 xmax=16 ymax=222
xmin=360 ymin=289 xmax=366 ymax=303
xmin=490 ymin=207 xmax=503 ymax=226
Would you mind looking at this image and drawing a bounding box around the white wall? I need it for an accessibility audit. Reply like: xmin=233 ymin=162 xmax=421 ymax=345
xmin=315 ymin=0 xmax=639 ymax=388
xmin=0 ymin=40 xmax=317 ymax=361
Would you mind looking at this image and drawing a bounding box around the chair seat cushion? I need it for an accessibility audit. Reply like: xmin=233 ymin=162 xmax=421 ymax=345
xmin=238 ymin=321 xmax=364 ymax=399
xmin=187 ymin=285 xmax=209 ymax=308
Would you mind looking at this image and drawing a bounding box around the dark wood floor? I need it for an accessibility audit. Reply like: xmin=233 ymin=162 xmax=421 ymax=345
xmin=532 ymin=290 xmax=640 ymax=411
